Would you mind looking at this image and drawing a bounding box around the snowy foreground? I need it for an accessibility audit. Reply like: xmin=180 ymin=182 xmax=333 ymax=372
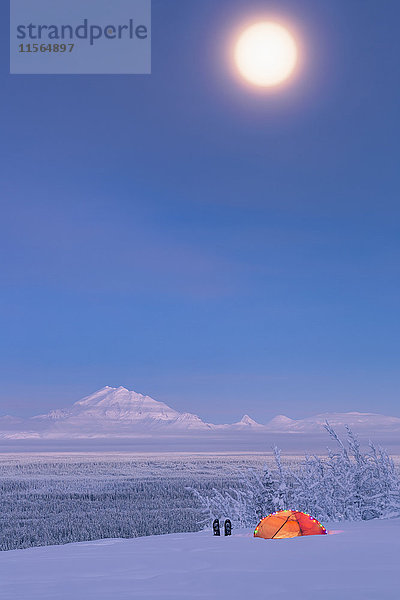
xmin=1 ymin=519 xmax=399 ymax=600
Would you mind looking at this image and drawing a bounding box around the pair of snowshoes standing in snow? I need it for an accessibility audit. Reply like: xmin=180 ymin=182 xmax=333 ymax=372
xmin=213 ymin=518 xmax=231 ymax=536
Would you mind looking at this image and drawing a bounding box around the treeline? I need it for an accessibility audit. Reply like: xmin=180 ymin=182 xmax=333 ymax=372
xmin=0 ymin=476 xmax=233 ymax=551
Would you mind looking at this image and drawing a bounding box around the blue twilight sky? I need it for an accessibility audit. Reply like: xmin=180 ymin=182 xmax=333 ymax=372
xmin=0 ymin=0 xmax=399 ymax=422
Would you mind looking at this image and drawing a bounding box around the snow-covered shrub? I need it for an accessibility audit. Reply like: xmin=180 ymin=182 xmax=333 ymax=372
xmin=191 ymin=425 xmax=400 ymax=528
xmin=189 ymin=465 xmax=277 ymax=528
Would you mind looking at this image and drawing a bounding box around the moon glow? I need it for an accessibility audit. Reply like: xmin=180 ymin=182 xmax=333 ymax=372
xmin=235 ymin=22 xmax=298 ymax=87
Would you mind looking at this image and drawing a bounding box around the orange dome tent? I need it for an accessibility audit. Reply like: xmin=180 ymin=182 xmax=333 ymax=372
xmin=254 ymin=510 xmax=327 ymax=539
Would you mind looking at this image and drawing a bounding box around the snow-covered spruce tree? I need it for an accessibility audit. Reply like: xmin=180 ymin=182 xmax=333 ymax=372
xmin=272 ymin=446 xmax=292 ymax=511
xmin=254 ymin=463 xmax=277 ymax=519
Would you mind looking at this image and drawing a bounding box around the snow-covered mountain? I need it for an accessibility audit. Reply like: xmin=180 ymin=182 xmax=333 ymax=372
xmin=0 ymin=385 xmax=399 ymax=441
xmin=27 ymin=386 xmax=213 ymax=437
xmin=264 ymin=411 xmax=400 ymax=433
xmin=230 ymin=415 xmax=265 ymax=429
xmin=34 ymin=386 xmax=181 ymax=424
xmin=265 ymin=415 xmax=296 ymax=430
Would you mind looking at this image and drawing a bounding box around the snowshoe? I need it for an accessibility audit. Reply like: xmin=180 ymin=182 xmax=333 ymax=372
xmin=224 ymin=519 xmax=232 ymax=536
xmin=213 ymin=518 xmax=220 ymax=536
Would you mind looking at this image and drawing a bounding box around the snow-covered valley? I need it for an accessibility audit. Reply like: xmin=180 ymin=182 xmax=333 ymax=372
xmin=1 ymin=519 xmax=399 ymax=600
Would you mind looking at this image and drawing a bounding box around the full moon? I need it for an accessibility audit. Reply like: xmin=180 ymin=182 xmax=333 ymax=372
xmin=235 ymin=22 xmax=298 ymax=87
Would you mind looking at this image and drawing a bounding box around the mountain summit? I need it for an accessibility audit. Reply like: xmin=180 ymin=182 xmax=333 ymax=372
xmin=232 ymin=415 xmax=264 ymax=429
xmin=41 ymin=386 xmax=181 ymax=422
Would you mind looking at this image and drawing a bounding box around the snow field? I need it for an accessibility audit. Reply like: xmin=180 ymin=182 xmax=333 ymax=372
xmin=0 ymin=518 xmax=399 ymax=599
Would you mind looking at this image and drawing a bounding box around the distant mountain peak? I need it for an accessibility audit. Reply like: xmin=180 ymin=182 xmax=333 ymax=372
xmin=266 ymin=415 xmax=295 ymax=428
xmin=233 ymin=414 xmax=264 ymax=428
